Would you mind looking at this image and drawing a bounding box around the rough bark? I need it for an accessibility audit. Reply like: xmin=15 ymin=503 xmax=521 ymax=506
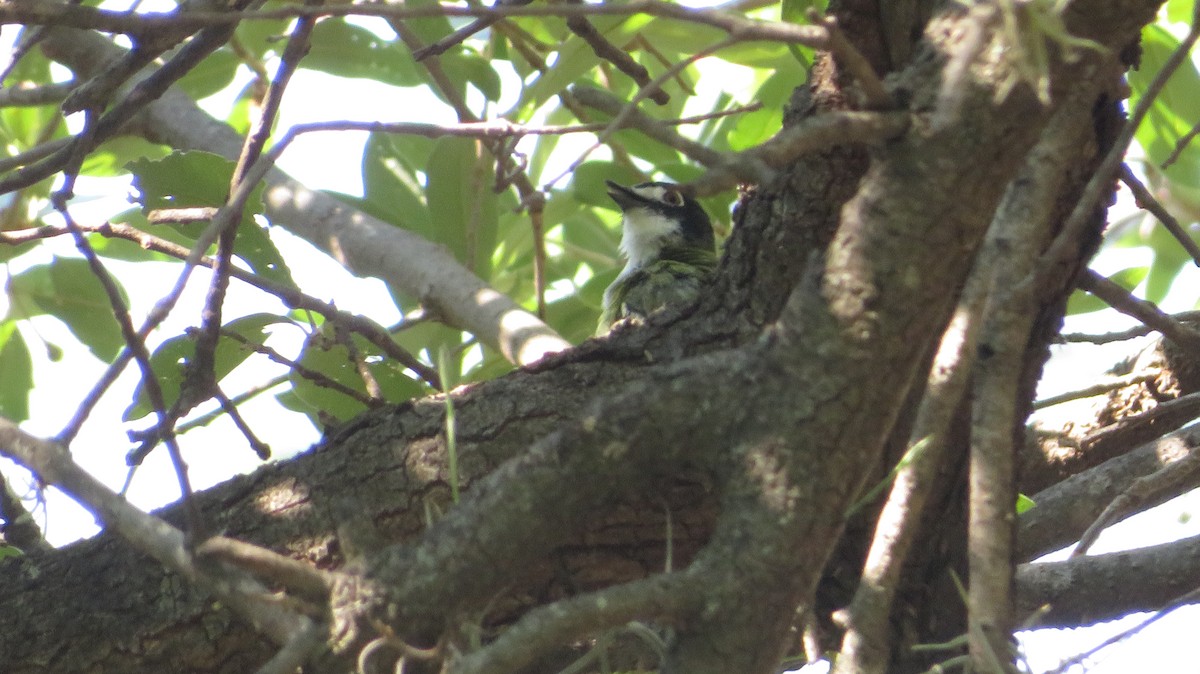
xmin=1 ymin=1 xmax=1188 ymax=673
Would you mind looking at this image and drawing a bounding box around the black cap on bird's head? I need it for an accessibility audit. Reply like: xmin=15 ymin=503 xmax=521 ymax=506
xmin=604 ymin=180 xmax=715 ymax=254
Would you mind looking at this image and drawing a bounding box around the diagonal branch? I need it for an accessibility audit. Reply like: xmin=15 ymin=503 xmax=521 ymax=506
xmin=0 ymin=417 xmax=319 ymax=646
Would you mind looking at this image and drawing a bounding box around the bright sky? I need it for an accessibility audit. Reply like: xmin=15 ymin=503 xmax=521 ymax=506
xmin=3 ymin=7 xmax=1200 ymax=674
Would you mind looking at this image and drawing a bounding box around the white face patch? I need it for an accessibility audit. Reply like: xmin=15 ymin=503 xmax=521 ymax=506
xmin=619 ymin=208 xmax=680 ymax=271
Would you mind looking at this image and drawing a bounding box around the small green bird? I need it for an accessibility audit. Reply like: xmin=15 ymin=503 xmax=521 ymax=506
xmin=597 ymin=180 xmax=718 ymax=334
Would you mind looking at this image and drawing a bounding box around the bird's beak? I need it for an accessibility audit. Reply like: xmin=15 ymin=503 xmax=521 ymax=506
xmin=605 ymin=180 xmax=644 ymax=211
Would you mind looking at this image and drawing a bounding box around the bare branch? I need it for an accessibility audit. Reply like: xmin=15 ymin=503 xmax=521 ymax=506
xmin=1078 ymin=270 xmax=1200 ymax=354
xmin=187 ymin=10 xmax=315 ymax=429
xmin=1043 ymin=584 xmax=1200 ymax=674
xmin=546 ymin=37 xmax=737 ymax=187
xmin=412 ymin=0 xmax=532 ymax=61
xmin=0 ymin=1 xmax=830 ymax=48
xmin=1060 ymin=311 xmax=1200 ymax=343
xmin=834 ymin=304 xmax=982 ymax=674
xmin=1019 ymin=423 xmax=1200 ymax=562
xmin=1118 ymin=164 xmax=1200 ymax=267
xmin=56 ymin=203 xmax=201 ymax=529
xmin=570 ymin=86 xmax=727 ymax=166
xmin=1071 ymin=430 xmax=1200 ymax=556
xmin=1017 ymin=534 xmax=1200 ymax=629
xmin=566 ymin=8 xmax=670 ymax=105
xmin=689 ymin=110 xmax=910 ymax=196
xmin=0 ymin=220 xmax=441 ymax=389
xmin=1032 ymin=370 xmax=1160 ymax=409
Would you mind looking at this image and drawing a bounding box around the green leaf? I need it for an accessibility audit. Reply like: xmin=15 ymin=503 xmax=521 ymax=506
xmin=613 ymin=127 xmax=683 ymax=171
xmin=728 ymin=107 xmax=783 ymax=152
xmin=0 ymin=321 xmax=33 ymax=421
xmin=442 ymin=51 xmax=503 ymax=102
xmin=781 ymin=0 xmax=821 ymax=24
xmin=1129 ymin=25 xmax=1200 ymax=196
xmin=304 ymin=19 xmax=423 ymax=86
xmin=129 ymin=150 xmax=241 ymax=211
xmin=360 ymin=132 xmax=432 ymax=231
xmin=1016 ymin=493 xmax=1036 ymax=514
xmin=282 ymin=331 xmax=424 ymax=425
xmin=177 ymin=48 xmax=241 ymax=100
xmin=572 ymin=161 xmax=643 ymax=210
xmin=234 ymin=15 xmax=292 ymax=58
xmin=125 ymin=313 xmax=289 ymax=421
xmin=6 ymin=258 xmax=127 ymax=361
xmin=424 ymin=136 xmax=498 ymax=275
xmin=405 ymin=0 xmax=456 ymax=46
xmin=1066 ymin=266 xmax=1149 ymax=315
xmin=1167 ymin=0 xmax=1196 ymax=24
xmin=81 ymin=136 xmax=169 ymax=178
xmin=127 ymin=151 xmax=296 ymax=288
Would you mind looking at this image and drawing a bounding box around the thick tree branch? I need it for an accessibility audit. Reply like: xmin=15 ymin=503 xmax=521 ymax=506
xmin=834 ymin=88 xmax=1099 ymax=673
xmin=964 ymin=81 xmax=1104 ymax=670
xmin=1019 ymin=424 xmax=1200 ymax=562
xmin=1017 ymin=534 xmax=1200 ymax=628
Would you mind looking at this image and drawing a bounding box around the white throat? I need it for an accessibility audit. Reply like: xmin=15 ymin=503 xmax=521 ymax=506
xmin=618 ymin=209 xmax=678 ymax=276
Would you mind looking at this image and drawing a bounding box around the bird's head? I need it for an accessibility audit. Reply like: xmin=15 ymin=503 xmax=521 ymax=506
xmin=605 ymin=180 xmax=715 ymax=270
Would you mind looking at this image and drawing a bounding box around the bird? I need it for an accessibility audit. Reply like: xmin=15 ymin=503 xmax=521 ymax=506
xmin=597 ymin=180 xmax=718 ymax=335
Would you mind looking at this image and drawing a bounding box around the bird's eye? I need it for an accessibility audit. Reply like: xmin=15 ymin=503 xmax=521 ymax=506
xmin=663 ymin=190 xmax=684 ymax=206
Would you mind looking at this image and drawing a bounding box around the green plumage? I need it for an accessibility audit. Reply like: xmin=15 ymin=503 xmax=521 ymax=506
xmin=598 ymin=249 xmax=718 ymax=333
xmin=597 ymin=181 xmax=718 ymax=335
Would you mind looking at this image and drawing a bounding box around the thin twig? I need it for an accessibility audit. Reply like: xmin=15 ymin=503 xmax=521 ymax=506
xmin=413 ymin=0 xmax=533 ymax=61
xmin=187 ymin=11 xmax=315 ymax=421
xmin=1162 ymin=116 xmax=1200 ymax=168
xmin=546 ymin=37 xmax=738 ymax=188
xmin=218 ymin=329 xmax=379 ymax=407
xmin=1078 ymin=270 xmax=1200 ymax=354
xmin=213 ymin=387 xmax=271 ymax=460
xmin=1118 ymin=164 xmax=1200 ymax=267
xmin=688 ymin=110 xmax=910 ymax=196
xmin=0 ymin=0 xmax=829 ymax=48
xmin=1032 ymin=370 xmax=1160 ymax=410
xmin=0 ymin=220 xmax=442 ymax=388
xmin=57 ymin=206 xmax=202 ymax=533
xmin=175 ymin=375 xmax=289 ymax=434
xmin=566 ymin=6 xmax=669 ymax=105
xmin=0 ymin=137 xmax=71 ymax=175
xmin=1071 ymin=439 xmax=1200 ymax=557
xmin=1059 ymin=310 xmax=1200 ymax=343
xmin=570 ymin=86 xmax=728 ymax=167
xmin=1044 ymin=585 xmax=1200 ymax=674
xmin=0 ymin=4 xmax=252 ymax=195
